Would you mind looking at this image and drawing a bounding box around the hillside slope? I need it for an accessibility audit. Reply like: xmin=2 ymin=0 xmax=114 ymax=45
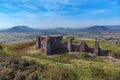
xmin=0 ymin=41 xmax=120 ymax=80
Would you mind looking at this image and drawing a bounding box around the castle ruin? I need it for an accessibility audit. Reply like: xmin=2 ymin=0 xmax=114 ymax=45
xmin=36 ymin=35 xmax=108 ymax=56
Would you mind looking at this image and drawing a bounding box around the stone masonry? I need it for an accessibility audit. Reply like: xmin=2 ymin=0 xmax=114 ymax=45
xmin=67 ymin=38 xmax=73 ymax=52
xmin=36 ymin=35 xmax=108 ymax=56
xmin=94 ymin=39 xmax=100 ymax=55
xmin=36 ymin=35 xmax=63 ymax=55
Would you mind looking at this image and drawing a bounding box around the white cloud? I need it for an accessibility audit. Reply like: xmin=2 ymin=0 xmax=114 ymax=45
xmin=0 ymin=0 xmax=119 ymax=29
xmin=23 ymin=5 xmax=38 ymax=11
xmin=85 ymin=9 xmax=110 ymax=15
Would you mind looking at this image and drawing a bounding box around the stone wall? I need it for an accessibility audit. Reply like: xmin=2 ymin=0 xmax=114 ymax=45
xmin=36 ymin=36 xmax=41 ymax=48
xmin=67 ymin=38 xmax=73 ymax=52
xmin=67 ymin=38 xmax=107 ymax=56
xmin=36 ymin=36 xmax=108 ymax=56
xmin=36 ymin=35 xmax=63 ymax=55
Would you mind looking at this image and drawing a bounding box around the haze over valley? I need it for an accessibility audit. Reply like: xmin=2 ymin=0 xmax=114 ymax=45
xmin=0 ymin=25 xmax=120 ymax=44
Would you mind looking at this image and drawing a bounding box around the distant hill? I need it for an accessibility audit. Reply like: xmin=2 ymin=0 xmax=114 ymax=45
xmin=0 ymin=26 xmax=64 ymax=34
xmin=0 ymin=26 xmax=37 ymax=32
xmin=106 ymin=25 xmax=120 ymax=30
xmin=0 ymin=25 xmax=119 ymax=34
xmin=81 ymin=26 xmax=118 ymax=33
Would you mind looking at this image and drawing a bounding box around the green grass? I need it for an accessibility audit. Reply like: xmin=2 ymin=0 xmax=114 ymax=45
xmin=63 ymin=37 xmax=120 ymax=54
xmin=0 ymin=42 xmax=35 ymax=57
xmin=22 ymin=56 xmax=120 ymax=80
xmin=71 ymin=39 xmax=120 ymax=56
xmin=0 ymin=40 xmax=120 ymax=80
xmin=85 ymin=40 xmax=120 ymax=54
xmin=0 ymin=56 xmax=77 ymax=80
xmin=1 ymin=38 xmax=120 ymax=59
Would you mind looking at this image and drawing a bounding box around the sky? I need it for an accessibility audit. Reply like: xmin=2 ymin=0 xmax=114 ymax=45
xmin=0 ymin=0 xmax=120 ymax=29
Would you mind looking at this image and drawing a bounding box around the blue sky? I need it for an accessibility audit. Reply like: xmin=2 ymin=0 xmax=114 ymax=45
xmin=0 ymin=0 xmax=120 ymax=29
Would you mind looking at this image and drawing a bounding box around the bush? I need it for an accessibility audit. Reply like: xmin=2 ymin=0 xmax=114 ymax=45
xmin=111 ymin=53 xmax=120 ymax=58
xmin=42 ymin=65 xmax=77 ymax=80
xmin=48 ymin=54 xmax=77 ymax=63
xmin=89 ymin=66 xmax=120 ymax=80
xmin=0 ymin=68 xmax=15 ymax=80
xmin=113 ymin=72 xmax=120 ymax=80
xmin=27 ymin=72 xmax=39 ymax=80
xmin=80 ymin=52 xmax=88 ymax=58
xmin=14 ymin=72 xmax=26 ymax=80
xmin=0 ymin=56 xmax=77 ymax=80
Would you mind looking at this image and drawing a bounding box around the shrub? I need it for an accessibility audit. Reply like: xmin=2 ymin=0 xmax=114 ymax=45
xmin=89 ymin=66 xmax=120 ymax=80
xmin=111 ymin=53 xmax=120 ymax=58
xmin=80 ymin=52 xmax=88 ymax=58
xmin=14 ymin=72 xmax=26 ymax=80
xmin=0 ymin=69 xmax=15 ymax=80
xmin=113 ymin=72 xmax=120 ymax=80
xmin=27 ymin=72 xmax=39 ymax=80
xmin=0 ymin=56 xmax=77 ymax=80
xmin=42 ymin=65 xmax=77 ymax=80
xmin=48 ymin=54 xmax=77 ymax=63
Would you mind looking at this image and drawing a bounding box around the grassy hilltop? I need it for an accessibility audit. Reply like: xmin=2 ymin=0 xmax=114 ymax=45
xmin=0 ymin=38 xmax=120 ymax=80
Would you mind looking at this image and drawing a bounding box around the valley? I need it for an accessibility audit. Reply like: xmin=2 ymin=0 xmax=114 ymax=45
xmin=0 ymin=25 xmax=120 ymax=44
xmin=0 ymin=32 xmax=40 ymax=44
xmin=0 ymin=26 xmax=120 ymax=80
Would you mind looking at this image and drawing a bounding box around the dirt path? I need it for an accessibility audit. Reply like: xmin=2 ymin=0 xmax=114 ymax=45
xmin=108 ymin=56 xmax=120 ymax=64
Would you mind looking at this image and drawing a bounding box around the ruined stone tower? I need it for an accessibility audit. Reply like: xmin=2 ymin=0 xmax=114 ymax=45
xmin=36 ymin=35 xmax=63 ymax=55
xmin=36 ymin=36 xmax=41 ymax=48
xmin=36 ymin=36 xmax=107 ymax=56
xmin=67 ymin=38 xmax=73 ymax=52
xmin=80 ymin=41 xmax=86 ymax=52
xmin=94 ymin=38 xmax=100 ymax=55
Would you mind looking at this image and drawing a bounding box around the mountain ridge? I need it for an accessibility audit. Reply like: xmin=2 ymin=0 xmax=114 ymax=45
xmin=0 ymin=26 xmax=37 ymax=32
xmin=80 ymin=26 xmax=111 ymax=33
xmin=0 ymin=25 xmax=119 ymax=33
xmin=106 ymin=25 xmax=120 ymax=29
